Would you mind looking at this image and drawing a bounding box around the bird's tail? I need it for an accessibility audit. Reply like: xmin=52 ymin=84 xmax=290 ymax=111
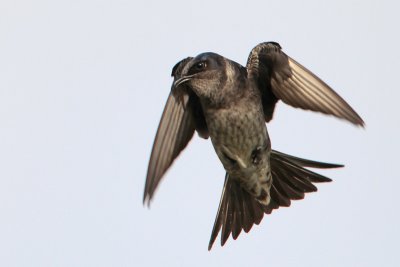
xmin=207 ymin=149 xmax=343 ymax=250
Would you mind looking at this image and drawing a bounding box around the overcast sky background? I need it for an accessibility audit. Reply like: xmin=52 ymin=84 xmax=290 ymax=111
xmin=1 ymin=0 xmax=399 ymax=266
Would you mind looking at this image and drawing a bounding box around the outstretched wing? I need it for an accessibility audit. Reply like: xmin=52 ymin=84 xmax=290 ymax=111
xmin=246 ymin=42 xmax=364 ymax=126
xmin=143 ymin=57 xmax=200 ymax=205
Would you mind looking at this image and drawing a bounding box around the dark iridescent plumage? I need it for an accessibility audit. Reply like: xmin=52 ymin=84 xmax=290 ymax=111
xmin=143 ymin=42 xmax=364 ymax=250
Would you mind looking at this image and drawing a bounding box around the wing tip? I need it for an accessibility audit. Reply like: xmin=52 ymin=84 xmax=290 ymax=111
xmin=357 ymin=120 xmax=366 ymax=128
xmin=142 ymin=190 xmax=154 ymax=208
xmin=348 ymin=113 xmax=365 ymax=128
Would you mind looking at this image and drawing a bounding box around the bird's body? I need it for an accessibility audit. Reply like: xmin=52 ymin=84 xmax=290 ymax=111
xmin=199 ymin=58 xmax=273 ymax=205
xmin=143 ymin=42 xmax=364 ymax=250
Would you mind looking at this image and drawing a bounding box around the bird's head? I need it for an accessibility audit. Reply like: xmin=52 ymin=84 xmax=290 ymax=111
xmin=173 ymin=53 xmax=228 ymax=102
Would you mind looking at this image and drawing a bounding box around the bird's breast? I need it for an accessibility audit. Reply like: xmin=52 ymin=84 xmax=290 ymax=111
xmin=204 ymin=101 xmax=270 ymax=178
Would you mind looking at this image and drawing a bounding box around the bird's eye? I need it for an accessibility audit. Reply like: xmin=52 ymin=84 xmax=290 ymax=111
xmin=188 ymin=61 xmax=208 ymax=75
xmin=195 ymin=61 xmax=206 ymax=70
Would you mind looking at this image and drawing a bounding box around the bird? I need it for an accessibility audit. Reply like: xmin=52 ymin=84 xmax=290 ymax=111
xmin=143 ymin=41 xmax=364 ymax=250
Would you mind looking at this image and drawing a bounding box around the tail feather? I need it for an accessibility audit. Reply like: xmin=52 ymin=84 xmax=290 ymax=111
xmin=271 ymin=150 xmax=344 ymax=169
xmin=208 ymin=175 xmax=265 ymax=250
xmin=208 ymin=150 xmax=342 ymax=250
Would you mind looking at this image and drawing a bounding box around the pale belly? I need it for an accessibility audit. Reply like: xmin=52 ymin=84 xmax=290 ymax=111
xmin=205 ymin=102 xmax=272 ymax=199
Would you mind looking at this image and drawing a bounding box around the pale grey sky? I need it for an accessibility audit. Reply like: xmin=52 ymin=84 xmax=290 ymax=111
xmin=0 ymin=0 xmax=399 ymax=266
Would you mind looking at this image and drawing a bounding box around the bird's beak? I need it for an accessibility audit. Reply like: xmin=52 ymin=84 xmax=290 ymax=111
xmin=173 ymin=75 xmax=194 ymax=88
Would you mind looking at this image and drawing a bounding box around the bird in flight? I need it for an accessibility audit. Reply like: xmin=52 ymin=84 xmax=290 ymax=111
xmin=143 ymin=42 xmax=364 ymax=250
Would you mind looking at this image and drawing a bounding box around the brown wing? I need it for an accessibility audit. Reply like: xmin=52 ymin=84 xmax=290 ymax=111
xmin=143 ymin=57 xmax=208 ymax=205
xmin=246 ymin=42 xmax=364 ymax=126
xmin=208 ymin=150 xmax=340 ymax=250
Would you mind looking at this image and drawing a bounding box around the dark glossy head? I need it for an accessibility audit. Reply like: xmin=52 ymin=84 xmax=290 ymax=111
xmin=186 ymin=52 xmax=224 ymax=75
xmin=173 ymin=53 xmax=227 ymax=100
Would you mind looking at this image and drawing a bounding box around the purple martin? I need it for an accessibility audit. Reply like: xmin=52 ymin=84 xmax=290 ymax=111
xmin=143 ymin=42 xmax=364 ymax=250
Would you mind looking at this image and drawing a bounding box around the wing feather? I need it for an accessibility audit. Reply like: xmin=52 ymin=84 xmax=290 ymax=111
xmin=247 ymin=42 xmax=364 ymax=126
xmin=143 ymin=57 xmax=198 ymax=205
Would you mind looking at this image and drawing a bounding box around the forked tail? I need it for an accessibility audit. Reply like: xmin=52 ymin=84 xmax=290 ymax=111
xmin=208 ymin=150 xmax=343 ymax=250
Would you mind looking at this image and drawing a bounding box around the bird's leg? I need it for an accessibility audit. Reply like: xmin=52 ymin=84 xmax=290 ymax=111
xmin=221 ymin=145 xmax=248 ymax=169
